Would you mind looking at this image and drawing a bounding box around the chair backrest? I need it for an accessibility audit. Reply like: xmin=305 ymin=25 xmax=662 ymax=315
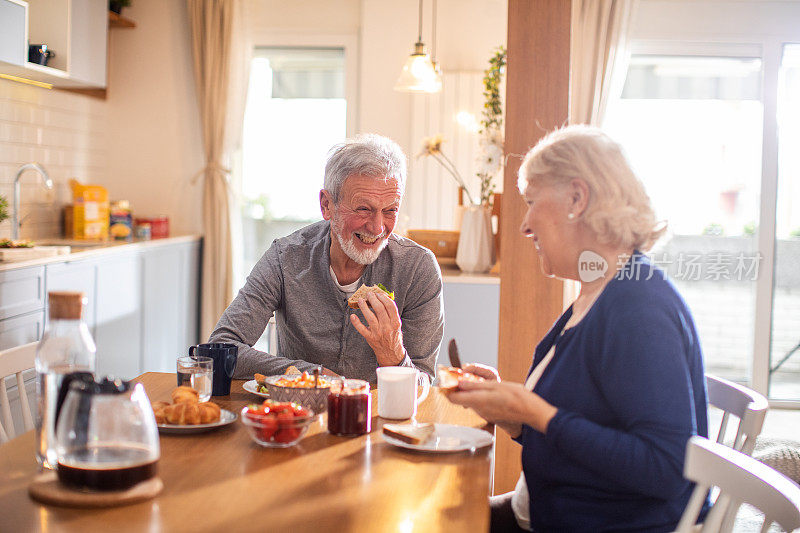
xmin=675 ymin=437 xmax=800 ymax=533
xmin=706 ymin=374 xmax=769 ymax=456
xmin=0 ymin=342 xmax=37 ymax=443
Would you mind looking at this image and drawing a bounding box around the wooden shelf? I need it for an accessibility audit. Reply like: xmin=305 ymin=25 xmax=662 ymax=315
xmin=108 ymin=11 xmax=136 ymax=29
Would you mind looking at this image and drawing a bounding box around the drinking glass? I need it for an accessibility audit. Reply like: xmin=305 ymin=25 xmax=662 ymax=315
xmin=176 ymin=356 xmax=212 ymax=402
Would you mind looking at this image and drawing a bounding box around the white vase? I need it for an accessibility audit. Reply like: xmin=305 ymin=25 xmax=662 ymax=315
xmin=456 ymin=205 xmax=495 ymax=273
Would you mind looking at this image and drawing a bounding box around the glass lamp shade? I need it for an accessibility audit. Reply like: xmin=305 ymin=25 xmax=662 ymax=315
xmin=394 ymin=43 xmax=442 ymax=93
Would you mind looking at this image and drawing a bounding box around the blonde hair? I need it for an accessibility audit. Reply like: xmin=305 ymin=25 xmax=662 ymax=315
xmin=517 ymin=125 xmax=665 ymax=251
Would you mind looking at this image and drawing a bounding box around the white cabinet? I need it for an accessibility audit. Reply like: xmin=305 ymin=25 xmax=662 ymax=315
xmin=141 ymin=241 xmax=200 ymax=373
xmin=0 ymin=266 xmax=44 ymax=321
xmin=0 ymin=0 xmax=27 ymax=67
xmin=95 ymin=251 xmax=141 ymax=380
xmin=44 ymin=259 xmax=97 ymax=336
xmin=440 ymin=280 xmax=500 ymax=369
xmin=0 ymin=0 xmax=108 ymax=88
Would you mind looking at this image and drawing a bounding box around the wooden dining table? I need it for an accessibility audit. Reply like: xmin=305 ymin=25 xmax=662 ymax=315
xmin=0 ymin=373 xmax=494 ymax=532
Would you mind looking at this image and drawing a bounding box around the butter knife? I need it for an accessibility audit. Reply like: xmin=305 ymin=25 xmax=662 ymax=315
xmin=448 ymin=339 xmax=463 ymax=369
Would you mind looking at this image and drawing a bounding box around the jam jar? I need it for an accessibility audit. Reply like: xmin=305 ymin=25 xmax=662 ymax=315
xmin=327 ymin=379 xmax=371 ymax=436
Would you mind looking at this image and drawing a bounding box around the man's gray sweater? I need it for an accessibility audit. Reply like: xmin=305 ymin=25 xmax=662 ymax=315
xmin=209 ymin=221 xmax=444 ymax=384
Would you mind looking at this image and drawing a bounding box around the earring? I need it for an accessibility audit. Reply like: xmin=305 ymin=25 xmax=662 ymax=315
xmin=567 ymin=213 xmax=575 ymax=220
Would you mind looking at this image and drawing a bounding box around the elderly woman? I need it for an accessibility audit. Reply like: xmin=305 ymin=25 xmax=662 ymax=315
xmin=449 ymin=125 xmax=708 ymax=532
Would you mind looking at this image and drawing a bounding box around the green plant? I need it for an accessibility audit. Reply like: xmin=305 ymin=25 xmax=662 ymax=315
xmin=476 ymin=46 xmax=507 ymax=207
xmin=702 ymin=223 xmax=724 ymax=236
xmin=742 ymin=221 xmax=756 ymax=236
xmin=790 ymin=227 xmax=800 ymax=239
xmin=0 ymin=195 xmax=9 ymax=224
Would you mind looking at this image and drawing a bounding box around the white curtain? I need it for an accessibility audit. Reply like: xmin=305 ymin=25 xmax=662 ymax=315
xmin=569 ymin=0 xmax=638 ymax=126
xmin=187 ymin=0 xmax=252 ymax=340
xmin=566 ymin=0 xmax=637 ymax=308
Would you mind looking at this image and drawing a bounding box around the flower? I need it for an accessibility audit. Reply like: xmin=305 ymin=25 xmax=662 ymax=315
xmin=417 ymin=134 xmax=477 ymax=205
xmin=418 ymin=134 xmax=444 ymax=157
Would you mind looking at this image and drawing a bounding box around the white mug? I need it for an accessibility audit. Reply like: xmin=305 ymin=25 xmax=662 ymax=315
xmin=376 ymin=367 xmax=431 ymax=419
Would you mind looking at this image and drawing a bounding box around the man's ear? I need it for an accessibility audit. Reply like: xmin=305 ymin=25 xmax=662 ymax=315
xmin=320 ymin=190 xmax=334 ymax=220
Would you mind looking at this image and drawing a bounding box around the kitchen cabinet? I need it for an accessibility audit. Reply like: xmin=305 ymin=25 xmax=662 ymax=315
xmin=0 ymin=0 xmax=108 ymax=89
xmin=94 ymin=251 xmax=141 ymax=380
xmin=439 ymin=277 xmax=500 ymax=369
xmin=141 ymin=240 xmax=200 ymax=374
xmin=44 ymin=259 xmax=97 ymax=336
xmin=0 ymin=266 xmax=44 ymax=322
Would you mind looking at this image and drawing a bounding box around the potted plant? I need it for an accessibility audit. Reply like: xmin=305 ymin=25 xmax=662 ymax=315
xmin=109 ymin=0 xmax=131 ymax=15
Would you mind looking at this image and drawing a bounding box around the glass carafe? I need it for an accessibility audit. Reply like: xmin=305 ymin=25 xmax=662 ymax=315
xmin=55 ymin=376 xmax=160 ymax=491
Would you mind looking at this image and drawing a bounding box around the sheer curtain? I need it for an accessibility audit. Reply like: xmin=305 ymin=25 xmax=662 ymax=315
xmin=187 ymin=0 xmax=251 ymax=339
xmin=565 ymin=0 xmax=638 ymax=308
xmin=569 ymin=0 xmax=638 ymax=126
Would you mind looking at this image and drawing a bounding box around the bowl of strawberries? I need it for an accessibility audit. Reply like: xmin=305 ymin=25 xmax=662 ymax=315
xmin=241 ymin=400 xmax=315 ymax=448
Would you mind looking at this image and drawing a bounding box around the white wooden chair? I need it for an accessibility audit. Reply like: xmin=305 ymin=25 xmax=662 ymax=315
xmin=0 ymin=342 xmax=37 ymax=443
xmin=675 ymin=437 xmax=800 ymax=533
xmin=706 ymin=374 xmax=769 ymax=455
xmin=703 ymin=374 xmax=771 ymax=531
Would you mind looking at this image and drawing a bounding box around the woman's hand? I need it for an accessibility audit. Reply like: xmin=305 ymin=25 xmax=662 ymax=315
xmin=448 ymin=379 xmax=558 ymax=434
xmin=462 ymin=363 xmax=500 ymax=382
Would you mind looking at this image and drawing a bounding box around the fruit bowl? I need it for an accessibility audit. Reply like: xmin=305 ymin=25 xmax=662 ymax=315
xmin=240 ymin=404 xmax=315 ymax=448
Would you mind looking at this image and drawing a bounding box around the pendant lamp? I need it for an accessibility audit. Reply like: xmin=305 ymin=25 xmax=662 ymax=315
xmin=394 ymin=0 xmax=442 ymax=93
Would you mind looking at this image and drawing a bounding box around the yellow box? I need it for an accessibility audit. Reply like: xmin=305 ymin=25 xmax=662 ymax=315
xmin=70 ymin=180 xmax=109 ymax=240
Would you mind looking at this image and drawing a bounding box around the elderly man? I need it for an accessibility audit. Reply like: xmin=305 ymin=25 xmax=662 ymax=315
xmin=210 ymin=134 xmax=444 ymax=384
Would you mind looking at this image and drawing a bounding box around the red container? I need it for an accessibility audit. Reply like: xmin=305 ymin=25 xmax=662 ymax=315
xmin=135 ymin=216 xmax=169 ymax=239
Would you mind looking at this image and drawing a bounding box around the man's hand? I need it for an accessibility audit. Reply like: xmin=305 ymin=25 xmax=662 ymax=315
xmin=350 ymin=291 xmax=405 ymax=366
xmin=448 ymin=379 xmax=558 ymax=434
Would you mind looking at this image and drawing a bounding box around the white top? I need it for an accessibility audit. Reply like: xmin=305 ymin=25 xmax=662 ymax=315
xmin=329 ymin=266 xmax=361 ymax=296
xmin=511 ymin=338 xmax=560 ymax=531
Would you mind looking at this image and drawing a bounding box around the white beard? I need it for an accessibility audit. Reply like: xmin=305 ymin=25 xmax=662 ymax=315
xmin=332 ymin=215 xmax=388 ymax=265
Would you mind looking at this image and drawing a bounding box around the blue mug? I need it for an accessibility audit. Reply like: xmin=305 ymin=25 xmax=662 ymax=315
xmin=187 ymin=343 xmax=238 ymax=396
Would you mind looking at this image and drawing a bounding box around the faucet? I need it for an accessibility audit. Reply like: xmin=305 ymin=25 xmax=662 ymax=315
xmin=13 ymin=162 xmax=53 ymax=240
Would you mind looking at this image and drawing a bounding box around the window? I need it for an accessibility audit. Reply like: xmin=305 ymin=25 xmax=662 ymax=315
xmin=605 ymin=53 xmax=764 ymax=385
xmin=770 ymin=44 xmax=800 ymax=400
xmin=239 ymin=47 xmax=347 ymax=283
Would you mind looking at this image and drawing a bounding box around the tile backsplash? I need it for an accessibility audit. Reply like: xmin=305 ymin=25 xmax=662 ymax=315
xmin=0 ymin=79 xmax=107 ymax=240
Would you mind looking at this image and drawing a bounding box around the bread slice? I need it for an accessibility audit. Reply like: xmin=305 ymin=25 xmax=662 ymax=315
xmin=437 ymin=365 xmax=484 ymax=393
xmin=347 ymin=284 xmax=395 ymax=309
xmin=382 ymin=423 xmax=435 ymax=445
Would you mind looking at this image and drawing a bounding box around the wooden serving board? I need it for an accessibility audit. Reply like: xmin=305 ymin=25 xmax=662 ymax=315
xmin=0 ymin=246 xmax=71 ymax=262
xmin=28 ymin=472 xmax=162 ymax=508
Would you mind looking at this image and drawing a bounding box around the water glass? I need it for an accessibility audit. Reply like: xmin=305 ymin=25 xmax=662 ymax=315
xmin=176 ymin=356 xmax=212 ymax=402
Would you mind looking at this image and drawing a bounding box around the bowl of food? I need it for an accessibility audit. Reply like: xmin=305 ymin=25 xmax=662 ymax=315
xmin=241 ymin=400 xmax=315 ymax=448
xmin=258 ymin=372 xmax=333 ymax=413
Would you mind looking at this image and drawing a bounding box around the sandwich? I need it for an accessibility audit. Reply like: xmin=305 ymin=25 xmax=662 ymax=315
xmin=348 ymin=283 xmax=395 ymax=309
xmin=437 ymin=365 xmax=484 ymax=393
xmin=382 ymin=423 xmax=435 ymax=445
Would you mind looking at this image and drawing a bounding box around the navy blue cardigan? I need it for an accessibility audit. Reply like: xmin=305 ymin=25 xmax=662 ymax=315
xmin=519 ymin=252 xmax=708 ymax=532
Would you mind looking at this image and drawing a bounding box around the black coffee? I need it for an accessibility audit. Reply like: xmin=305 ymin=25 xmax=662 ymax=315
xmin=57 ymin=445 xmax=157 ymax=491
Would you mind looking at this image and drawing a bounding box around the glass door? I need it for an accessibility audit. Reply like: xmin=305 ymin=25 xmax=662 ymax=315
xmin=769 ymin=44 xmax=800 ymax=400
xmin=605 ymin=53 xmax=764 ymax=386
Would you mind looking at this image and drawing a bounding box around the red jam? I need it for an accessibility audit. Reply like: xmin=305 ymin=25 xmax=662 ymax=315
xmin=327 ymin=379 xmax=371 ymax=436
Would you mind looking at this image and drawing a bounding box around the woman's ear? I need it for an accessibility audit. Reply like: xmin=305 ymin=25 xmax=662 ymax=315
xmin=569 ymin=179 xmax=590 ymax=217
xmin=320 ymin=190 xmax=334 ymax=220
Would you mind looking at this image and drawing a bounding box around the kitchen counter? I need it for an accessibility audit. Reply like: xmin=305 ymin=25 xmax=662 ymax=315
xmin=0 ymin=235 xmax=202 ymax=272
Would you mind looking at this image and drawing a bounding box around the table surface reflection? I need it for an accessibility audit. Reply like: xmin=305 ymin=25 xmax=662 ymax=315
xmin=0 ymin=373 xmax=493 ymax=532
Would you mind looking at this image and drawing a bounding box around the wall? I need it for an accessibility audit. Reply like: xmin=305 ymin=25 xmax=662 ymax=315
xmin=104 ymin=0 xmax=204 ymax=236
xmin=0 ymin=81 xmax=106 ymax=240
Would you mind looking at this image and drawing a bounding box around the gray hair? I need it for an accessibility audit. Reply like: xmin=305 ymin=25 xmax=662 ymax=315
xmin=323 ymin=134 xmax=407 ymax=202
xmin=518 ymin=125 xmax=666 ymax=251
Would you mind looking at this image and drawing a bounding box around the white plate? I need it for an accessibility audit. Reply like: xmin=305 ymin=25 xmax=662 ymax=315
xmin=157 ymin=408 xmax=238 ymax=434
xmin=382 ymin=423 xmax=494 ymax=453
xmin=243 ymin=379 xmax=270 ymax=398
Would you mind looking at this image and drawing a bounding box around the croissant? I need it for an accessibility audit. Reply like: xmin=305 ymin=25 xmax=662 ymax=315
xmin=198 ymin=402 xmax=221 ymax=424
xmin=172 ymin=386 xmax=199 ymax=404
xmin=164 ymin=402 xmax=201 ymax=425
